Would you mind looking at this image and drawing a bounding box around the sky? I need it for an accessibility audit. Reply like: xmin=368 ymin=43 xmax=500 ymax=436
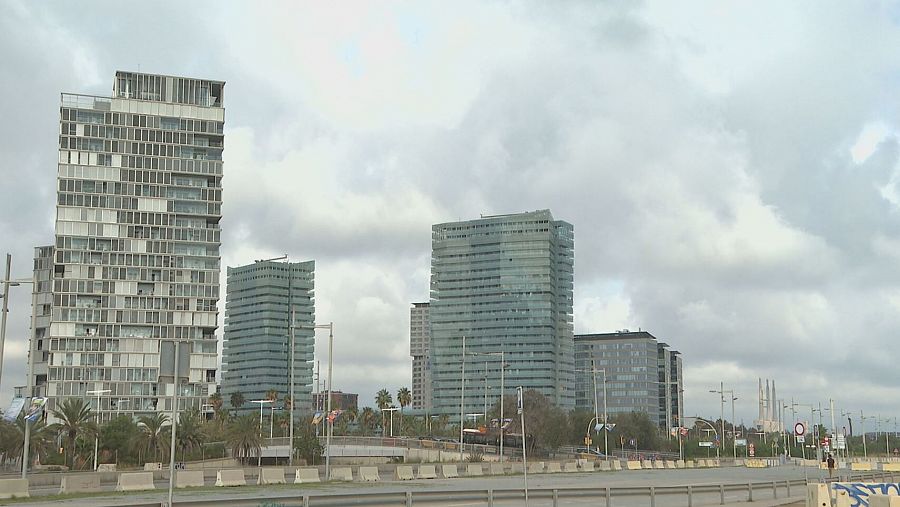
xmin=1 ymin=0 xmax=900 ymax=429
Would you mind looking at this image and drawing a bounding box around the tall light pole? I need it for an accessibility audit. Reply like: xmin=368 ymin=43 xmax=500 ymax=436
xmin=299 ymin=323 xmax=334 ymax=479
xmin=251 ymin=399 xmax=273 ymax=467
xmin=165 ymin=339 xmax=188 ymax=507
xmin=709 ymin=383 xmax=725 ymax=459
xmin=860 ymin=410 xmax=868 ymax=458
xmin=0 ymin=254 xmax=12 ymax=396
xmin=468 ymin=350 xmax=506 ymax=461
xmin=382 ymin=407 xmax=400 ymax=436
xmin=576 ymin=362 xmax=608 ymax=455
xmin=459 ymin=336 xmax=466 ymax=462
xmin=86 ymin=389 xmax=110 ymax=470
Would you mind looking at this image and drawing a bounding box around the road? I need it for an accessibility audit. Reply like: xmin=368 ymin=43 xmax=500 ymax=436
xmin=7 ymin=465 xmax=837 ymax=507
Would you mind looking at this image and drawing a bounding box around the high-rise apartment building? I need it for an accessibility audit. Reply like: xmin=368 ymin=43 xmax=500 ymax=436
xmin=574 ymin=330 xmax=684 ymax=429
xmin=27 ymin=71 xmax=225 ymax=421
xmin=429 ymin=210 xmax=575 ymax=415
xmin=221 ymin=259 xmax=315 ymax=413
xmin=409 ymin=302 xmax=431 ymax=411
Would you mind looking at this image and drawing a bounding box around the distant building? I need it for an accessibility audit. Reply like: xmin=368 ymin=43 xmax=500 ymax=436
xmin=313 ymin=390 xmax=358 ymax=412
xmin=409 ymin=302 xmax=431 ymax=411
xmin=221 ymin=259 xmax=315 ymax=414
xmin=574 ymin=330 xmax=684 ymax=429
xmin=429 ymin=209 xmax=575 ymax=415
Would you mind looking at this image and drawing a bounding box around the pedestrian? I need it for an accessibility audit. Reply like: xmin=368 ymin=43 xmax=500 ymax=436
xmin=827 ymin=453 xmax=835 ymax=479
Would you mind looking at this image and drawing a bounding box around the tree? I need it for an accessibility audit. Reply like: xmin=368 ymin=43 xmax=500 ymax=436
xmin=375 ymin=389 xmax=393 ymax=436
xmin=359 ymin=407 xmax=377 ymax=436
xmin=293 ymin=420 xmax=323 ymax=465
xmin=10 ymin=416 xmax=54 ymax=465
xmin=493 ymin=389 xmax=569 ymax=451
xmin=397 ymin=387 xmax=412 ymax=434
xmin=265 ymin=389 xmax=278 ymax=403
xmin=175 ymin=409 xmax=205 ymax=462
xmin=611 ymin=411 xmax=661 ymax=452
xmin=226 ymin=414 xmax=260 ymax=464
xmin=50 ymin=398 xmax=94 ymax=468
xmin=137 ymin=413 xmax=170 ymax=463
xmin=230 ymin=392 xmax=245 ymax=410
xmin=100 ymin=415 xmax=140 ymax=465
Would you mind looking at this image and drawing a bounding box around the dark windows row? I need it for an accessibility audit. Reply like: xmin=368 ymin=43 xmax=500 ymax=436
xmin=61 ymin=108 xmax=223 ymax=134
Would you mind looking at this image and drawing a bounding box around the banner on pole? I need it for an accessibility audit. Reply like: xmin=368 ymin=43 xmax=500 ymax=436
xmin=2 ymin=398 xmax=25 ymax=422
xmin=24 ymin=397 xmax=47 ymax=423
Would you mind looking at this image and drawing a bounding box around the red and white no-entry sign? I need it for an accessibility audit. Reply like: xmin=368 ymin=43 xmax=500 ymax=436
xmin=794 ymin=422 xmax=806 ymax=436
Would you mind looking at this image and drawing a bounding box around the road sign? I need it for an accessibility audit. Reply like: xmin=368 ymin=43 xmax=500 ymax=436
xmin=749 ymin=443 xmax=755 ymax=457
xmin=796 ymin=435 xmax=805 ymax=443
xmin=835 ymin=434 xmax=846 ymax=450
xmin=794 ymin=422 xmax=806 ymax=436
xmin=735 ymin=438 xmax=748 ymax=446
xmin=699 ymin=441 xmax=714 ymax=447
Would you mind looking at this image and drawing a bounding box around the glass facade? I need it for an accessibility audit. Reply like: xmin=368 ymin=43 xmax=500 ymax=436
xmin=429 ymin=210 xmax=575 ymax=415
xmin=29 ymin=71 xmax=224 ymax=422
xmin=574 ymin=331 xmax=684 ymax=428
xmin=221 ymin=260 xmax=315 ymax=414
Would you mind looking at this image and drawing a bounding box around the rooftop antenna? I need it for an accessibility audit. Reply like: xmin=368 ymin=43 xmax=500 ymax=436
xmin=255 ymin=254 xmax=289 ymax=263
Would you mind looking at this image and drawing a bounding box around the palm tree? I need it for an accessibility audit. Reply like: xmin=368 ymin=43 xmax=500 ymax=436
xmin=397 ymin=387 xmax=411 ymax=435
xmin=50 ymin=398 xmax=94 ymax=468
xmin=230 ymin=392 xmax=245 ymax=410
xmin=226 ymin=414 xmax=260 ymax=464
xmin=175 ymin=409 xmax=204 ymax=462
xmin=265 ymin=389 xmax=278 ymax=403
xmin=11 ymin=416 xmax=54 ymax=466
xmin=359 ymin=407 xmax=377 ymax=436
xmin=209 ymin=392 xmax=223 ymax=412
xmin=137 ymin=413 xmax=170 ymax=463
xmin=375 ymin=389 xmax=392 ymax=436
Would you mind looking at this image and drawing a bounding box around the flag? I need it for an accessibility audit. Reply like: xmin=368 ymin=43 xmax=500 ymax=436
xmin=2 ymin=398 xmax=25 ymax=423
xmin=24 ymin=398 xmax=47 ymax=423
xmin=311 ymin=411 xmax=323 ymax=425
xmin=516 ymin=387 xmax=523 ymax=415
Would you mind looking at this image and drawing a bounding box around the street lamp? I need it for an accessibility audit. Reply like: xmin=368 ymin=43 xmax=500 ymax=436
xmin=86 ymin=389 xmax=111 ymax=470
xmin=251 ymin=399 xmax=274 ymax=467
xmin=575 ymin=362 xmax=608 ymax=456
xmin=295 ymin=322 xmax=334 ymax=478
xmin=468 ymin=350 xmax=506 ymax=462
xmin=165 ymin=338 xmax=188 ymax=507
xmin=708 ymin=384 xmax=727 ymax=459
xmin=381 ymin=407 xmax=400 ymax=437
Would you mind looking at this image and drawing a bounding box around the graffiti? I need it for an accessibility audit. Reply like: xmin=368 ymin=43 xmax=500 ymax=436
xmin=832 ymin=483 xmax=900 ymax=507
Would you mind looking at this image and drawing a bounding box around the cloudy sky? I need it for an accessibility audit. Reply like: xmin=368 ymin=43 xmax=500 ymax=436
xmin=2 ymin=0 xmax=900 ymax=428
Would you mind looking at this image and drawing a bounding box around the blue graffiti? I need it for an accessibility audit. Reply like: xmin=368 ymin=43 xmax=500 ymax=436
xmin=832 ymin=483 xmax=900 ymax=507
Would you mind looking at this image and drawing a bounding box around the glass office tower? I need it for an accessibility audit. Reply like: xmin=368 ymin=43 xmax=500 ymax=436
xmin=30 ymin=71 xmax=224 ymax=422
xmin=429 ymin=209 xmax=575 ymax=415
xmin=221 ymin=259 xmax=315 ymax=414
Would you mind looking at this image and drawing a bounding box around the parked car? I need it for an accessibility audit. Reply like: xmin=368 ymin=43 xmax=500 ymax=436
xmin=575 ymin=447 xmax=606 ymax=457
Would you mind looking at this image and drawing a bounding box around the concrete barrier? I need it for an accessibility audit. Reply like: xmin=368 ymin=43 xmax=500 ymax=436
xmin=641 ymin=459 xmax=653 ymax=469
xmin=807 ymin=483 xmax=830 ymax=507
xmin=580 ymin=461 xmax=595 ymax=472
xmin=395 ymin=465 xmax=415 ymax=480
xmin=563 ymin=462 xmax=578 ymax=473
xmin=176 ymin=470 xmax=205 ymax=488
xmin=330 ymin=467 xmax=353 ymax=481
xmin=884 ymin=463 xmax=900 ymax=472
xmin=734 ymin=459 xmax=744 ymax=466
xmin=59 ymin=474 xmax=99 ymax=494
xmin=510 ymin=463 xmax=524 ymax=474
xmin=143 ymin=462 xmax=162 ymax=471
xmin=686 ymin=460 xmax=695 ymax=468
xmin=545 ymin=462 xmax=562 ymax=473
xmin=490 ymin=463 xmax=505 ymax=475
xmin=294 ymin=468 xmax=320 ymax=484
xmin=852 ymin=462 xmax=874 ymax=471
xmin=611 ymin=460 xmax=622 ymax=471
xmin=0 ymin=479 xmax=29 ymax=499
xmin=359 ymin=466 xmax=380 ymax=482
xmin=257 ymin=468 xmax=286 ymax=485
xmin=441 ymin=464 xmax=459 ymax=478
xmin=97 ymin=464 xmax=116 ymax=472
xmin=697 ymin=459 xmax=708 ymax=468
xmin=665 ymin=460 xmax=676 ymax=469
xmin=117 ymin=472 xmax=155 ymax=492
xmin=871 ymin=495 xmax=900 ymax=507
xmin=417 ymin=465 xmax=437 ymax=479
xmin=215 ymin=469 xmax=246 ymax=487
xmin=598 ymin=460 xmax=611 ymax=471
xmin=529 ymin=462 xmax=545 ymax=473
xmin=627 ymin=460 xmax=642 ymax=470
xmin=654 ymin=461 xmax=665 ymax=469
xmin=466 ymin=463 xmax=484 ymax=476
xmin=676 ymin=460 xmax=685 ymax=469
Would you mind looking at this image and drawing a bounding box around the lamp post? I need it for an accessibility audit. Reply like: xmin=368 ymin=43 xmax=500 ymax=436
xmin=459 ymin=336 xmax=466 ymax=462
xmin=468 ymin=350 xmax=506 ymax=462
xmin=860 ymin=411 xmax=868 ymax=458
xmin=575 ymin=362 xmax=608 ymax=456
xmin=296 ymin=322 xmax=334 ymax=478
xmin=86 ymin=389 xmax=111 ymax=470
xmin=164 ymin=339 xmax=189 ymax=507
xmin=251 ymin=399 xmax=274 ymax=467
xmin=381 ymin=407 xmax=400 ymax=436
xmin=708 ymin=383 xmax=726 ymax=459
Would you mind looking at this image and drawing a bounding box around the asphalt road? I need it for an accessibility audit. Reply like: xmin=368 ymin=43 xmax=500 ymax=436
xmin=8 ymin=465 xmax=838 ymax=507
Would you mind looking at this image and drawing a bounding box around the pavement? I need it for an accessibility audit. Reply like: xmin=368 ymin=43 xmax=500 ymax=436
xmin=2 ymin=465 xmax=829 ymax=507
